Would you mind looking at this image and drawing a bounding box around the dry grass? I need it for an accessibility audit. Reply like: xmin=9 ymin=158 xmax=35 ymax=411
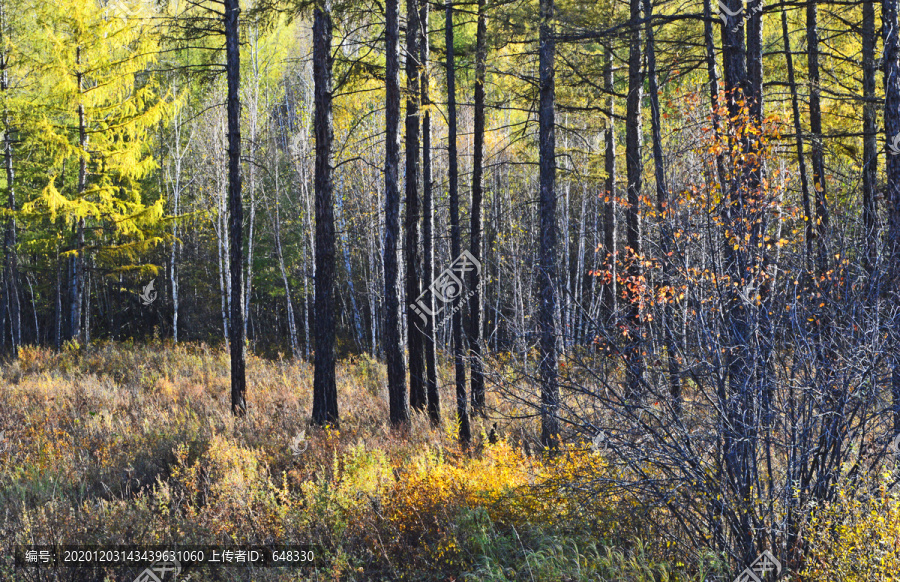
xmin=0 ymin=341 xmax=664 ymax=581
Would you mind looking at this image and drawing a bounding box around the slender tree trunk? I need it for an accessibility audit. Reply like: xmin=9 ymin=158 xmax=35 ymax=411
xmin=538 ymin=0 xmax=558 ymax=449
xmin=884 ymin=0 xmax=900 ymax=433
xmin=703 ymin=0 xmax=727 ymax=193
xmin=719 ymin=0 xmax=758 ymax=563
xmin=862 ymin=0 xmax=878 ymax=272
xmin=781 ymin=2 xmax=814 ymax=265
xmin=72 ymin=47 xmax=86 ymax=344
xmin=421 ymin=0 xmax=440 ymax=425
xmin=272 ymin=171 xmax=299 ymax=358
xmin=336 ymin=180 xmax=365 ymax=349
xmin=405 ymin=0 xmax=426 ymax=412
xmin=0 ymin=0 xmax=18 ymax=353
xmin=624 ymin=0 xmax=644 ymax=398
xmin=602 ymin=46 xmax=617 ymax=327
xmin=446 ymin=0 xmax=470 ymax=445
xmin=224 ymin=0 xmax=246 ymax=416
xmin=644 ymin=0 xmax=680 ymax=412
xmin=469 ymin=0 xmax=487 ymax=413
xmin=385 ymin=0 xmax=409 ymax=427
xmin=746 ymin=0 xmax=763 ymax=122
xmin=807 ymin=0 xmax=829 ymax=269
xmin=312 ymin=1 xmax=338 ymax=426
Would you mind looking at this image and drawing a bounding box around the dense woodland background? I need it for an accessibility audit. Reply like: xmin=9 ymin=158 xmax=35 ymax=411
xmin=2 ymin=0 xmax=900 ymax=578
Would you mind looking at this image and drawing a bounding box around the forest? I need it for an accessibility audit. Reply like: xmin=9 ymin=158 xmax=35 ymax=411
xmin=0 ymin=0 xmax=899 ymax=579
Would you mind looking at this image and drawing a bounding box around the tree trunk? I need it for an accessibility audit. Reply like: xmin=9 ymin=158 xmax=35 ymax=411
xmin=405 ymin=0 xmax=425 ymax=412
xmin=781 ymin=1 xmax=814 ymax=265
xmin=420 ymin=0 xmax=440 ymax=425
xmin=469 ymin=0 xmax=487 ymax=413
xmin=884 ymin=0 xmax=900 ymax=433
xmin=72 ymin=47 xmax=86 ymax=344
xmin=538 ymin=0 xmax=558 ymax=449
xmin=644 ymin=0 xmax=680 ymax=412
xmin=312 ymin=1 xmax=338 ymax=426
xmin=224 ymin=0 xmax=246 ymax=416
xmin=862 ymin=0 xmax=878 ymax=272
xmin=0 ymin=0 xmax=18 ymax=353
xmin=446 ymin=0 xmax=470 ymax=445
xmin=807 ymin=0 xmax=829 ymax=269
xmin=385 ymin=0 xmax=409 ymax=427
xmin=624 ymin=0 xmax=644 ymax=398
xmin=602 ymin=46 xmax=616 ymax=327
xmin=719 ymin=0 xmax=757 ymax=563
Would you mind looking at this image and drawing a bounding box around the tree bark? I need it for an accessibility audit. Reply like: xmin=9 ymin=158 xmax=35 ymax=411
xmin=538 ymin=0 xmax=558 ymax=448
xmin=862 ymin=0 xmax=878 ymax=272
xmin=405 ymin=0 xmax=425 ymax=412
xmin=71 ymin=47 xmax=86 ymax=344
xmin=644 ymin=0 xmax=680 ymax=412
xmin=469 ymin=0 xmax=487 ymax=413
xmin=807 ymin=0 xmax=829 ymax=269
xmin=781 ymin=1 xmax=813 ymax=265
xmin=885 ymin=0 xmax=900 ymax=433
xmin=601 ymin=46 xmax=616 ymax=327
xmin=421 ymin=0 xmax=440 ymax=425
xmin=385 ymin=0 xmax=409 ymax=427
xmin=0 ymin=0 xmax=18 ymax=352
xmin=624 ymin=0 xmax=644 ymax=398
xmin=312 ymin=1 xmax=338 ymax=426
xmin=446 ymin=0 xmax=470 ymax=445
xmin=224 ymin=0 xmax=246 ymax=416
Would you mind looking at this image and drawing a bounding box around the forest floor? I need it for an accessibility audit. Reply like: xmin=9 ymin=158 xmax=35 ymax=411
xmin=0 ymin=341 xmax=878 ymax=581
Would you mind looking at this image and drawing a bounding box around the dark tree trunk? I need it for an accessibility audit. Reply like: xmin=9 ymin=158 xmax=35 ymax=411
xmin=385 ymin=0 xmax=409 ymax=427
xmin=781 ymin=1 xmax=813 ymax=264
xmin=719 ymin=0 xmax=757 ymax=563
xmin=446 ymin=0 xmax=470 ymax=445
xmin=885 ymin=0 xmax=900 ymax=433
xmin=420 ymin=0 xmax=440 ymax=425
xmin=71 ymin=47 xmax=86 ymax=344
xmin=0 ymin=0 xmax=18 ymax=353
xmin=601 ymin=46 xmax=616 ymax=327
xmin=225 ymin=0 xmax=246 ymax=416
xmin=703 ymin=0 xmax=727 ymax=192
xmin=746 ymin=0 xmax=763 ymax=122
xmin=312 ymin=2 xmax=338 ymax=426
xmin=624 ymin=0 xmax=644 ymax=398
xmin=862 ymin=0 xmax=878 ymax=272
xmin=469 ymin=0 xmax=486 ymax=414
xmin=405 ymin=0 xmax=425 ymax=412
xmin=538 ymin=0 xmax=558 ymax=448
xmin=807 ymin=0 xmax=829 ymax=268
xmin=644 ymin=0 xmax=680 ymax=412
